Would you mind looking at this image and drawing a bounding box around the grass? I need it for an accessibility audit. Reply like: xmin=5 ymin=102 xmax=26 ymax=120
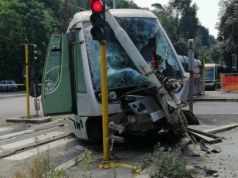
xmin=12 ymin=152 xmax=66 ymax=178
xmin=0 ymin=121 xmax=11 ymax=128
xmin=147 ymin=144 xmax=191 ymax=178
xmin=79 ymin=149 xmax=93 ymax=178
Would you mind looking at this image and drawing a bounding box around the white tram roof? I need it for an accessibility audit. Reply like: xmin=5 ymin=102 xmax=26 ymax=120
xmin=68 ymin=9 xmax=157 ymax=31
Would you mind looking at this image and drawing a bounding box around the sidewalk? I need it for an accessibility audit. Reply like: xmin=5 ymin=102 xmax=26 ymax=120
xmin=194 ymin=90 xmax=238 ymax=101
xmin=0 ymin=92 xmax=25 ymax=99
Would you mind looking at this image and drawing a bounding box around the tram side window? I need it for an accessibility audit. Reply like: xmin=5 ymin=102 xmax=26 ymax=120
xmin=45 ymin=36 xmax=62 ymax=93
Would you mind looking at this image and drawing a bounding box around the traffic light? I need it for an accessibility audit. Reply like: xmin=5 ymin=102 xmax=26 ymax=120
xmin=28 ymin=44 xmax=41 ymax=97
xmin=29 ymin=44 xmax=38 ymax=61
xmin=90 ymin=0 xmax=105 ymax=41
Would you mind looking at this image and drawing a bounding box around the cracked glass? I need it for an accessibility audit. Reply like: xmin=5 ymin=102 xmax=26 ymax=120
xmin=83 ymin=17 xmax=182 ymax=90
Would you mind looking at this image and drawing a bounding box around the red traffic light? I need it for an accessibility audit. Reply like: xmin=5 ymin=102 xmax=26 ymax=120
xmin=91 ymin=0 xmax=103 ymax=12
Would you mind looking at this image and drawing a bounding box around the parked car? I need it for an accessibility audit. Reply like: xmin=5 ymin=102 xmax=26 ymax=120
xmin=0 ymin=80 xmax=18 ymax=92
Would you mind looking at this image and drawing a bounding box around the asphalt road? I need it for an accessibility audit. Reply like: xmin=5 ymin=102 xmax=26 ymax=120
xmin=0 ymin=93 xmax=238 ymax=177
xmin=193 ymin=101 xmax=238 ymax=114
xmin=0 ymin=95 xmax=43 ymax=121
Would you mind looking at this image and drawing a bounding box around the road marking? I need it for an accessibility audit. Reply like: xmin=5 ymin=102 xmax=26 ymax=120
xmin=4 ymin=137 xmax=75 ymax=160
xmin=0 ymin=127 xmax=13 ymax=133
xmin=0 ymin=130 xmax=34 ymax=140
xmin=0 ymin=131 xmax=67 ymax=150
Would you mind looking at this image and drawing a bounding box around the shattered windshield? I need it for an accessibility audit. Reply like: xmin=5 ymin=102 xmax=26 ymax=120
xmin=83 ymin=22 xmax=151 ymax=90
xmin=117 ymin=17 xmax=182 ymax=78
xmin=83 ymin=17 xmax=182 ymax=90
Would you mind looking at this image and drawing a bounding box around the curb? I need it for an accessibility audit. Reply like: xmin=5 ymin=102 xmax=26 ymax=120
xmin=193 ymin=98 xmax=238 ymax=102
xmin=6 ymin=116 xmax=52 ymax=124
xmin=0 ymin=94 xmax=26 ymax=99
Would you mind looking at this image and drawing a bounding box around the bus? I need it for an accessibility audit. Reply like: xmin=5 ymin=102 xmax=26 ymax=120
xmin=205 ymin=63 xmax=226 ymax=90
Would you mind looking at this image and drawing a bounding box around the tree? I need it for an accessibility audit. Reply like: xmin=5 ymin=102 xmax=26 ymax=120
xmin=153 ymin=0 xmax=198 ymax=42
xmin=217 ymin=0 xmax=238 ymax=67
xmin=179 ymin=3 xmax=198 ymax=39
xmin=197 ymin=25 xmax=216 ymax=47
xmin=0 ymin=0 xmax=59 ymax=83
xmin=152 ymin=0 xmax=218 ymax=62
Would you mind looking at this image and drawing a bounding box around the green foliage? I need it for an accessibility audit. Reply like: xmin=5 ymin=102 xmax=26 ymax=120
xmin=179 ymin=3 xmax=198 ymax=39
xmin=0 ymin=0 xmax=59 ymax=83
xmin=198 ymin=47 xmax=214 ymax=63
xmin=80 ymin=149 xmax=93 ymax=178
xmin=13 ymin=153 xmax=66 ymax=178
xmin=217 ymin=0 xmax=238 ymax=67
xmin=148 ymin=145 xmax=191 ymax=178
xmin=173 ymin=40 xmax=188 ymax=56
xmin=197 ymin=25 xmax=215 ymax=47
xmin=153 ymin=0 xmax=199 ymax=43
xmin=0 ymin=0 xmax=142 ymax=83
xmin=153 ymin=0 xmax=217 ymax=62
xmin=0 ymin=0 xmax=221 ymax=83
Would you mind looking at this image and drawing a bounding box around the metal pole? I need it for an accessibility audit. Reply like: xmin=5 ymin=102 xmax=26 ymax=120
xmin=100 ymin=40 xmax=109 ymax=161
xmin=189 ymin=68 xmax=194 ymax=112
xmin=33 ymin=84 xmax=39 ymax=117
xmin=202 ymin=58 xmax=205 ymax=94
xmin=24 ymin=42 xmax=30 ymax=118
xmin=188 ymin=39 xmax=194 ymax=112
xmin=113 ymin=0 xmax=116 ymax=9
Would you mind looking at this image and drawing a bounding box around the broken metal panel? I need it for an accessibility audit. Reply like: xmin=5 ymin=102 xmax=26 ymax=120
xmin=128 ymin=96 xmax=165 ymax=122
xmin=105 ymin=10 xmax=179 ymax=124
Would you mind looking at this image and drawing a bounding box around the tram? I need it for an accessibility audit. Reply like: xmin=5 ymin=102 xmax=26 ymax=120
xmin=41 ymin=9 xmax=190 ymax=141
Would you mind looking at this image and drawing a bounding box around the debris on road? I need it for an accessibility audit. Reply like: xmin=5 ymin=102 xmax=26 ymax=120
xmin=200 ymin=140 xmax=210 ymax=153
xmin=205 ymin=168 xmax=219 ymax=177
xmin=210 ymin=146 xmax=222 ymax=153
xmin=185 ymin=165 xmax=198 ymax=177
xmin=187 ymin=127 xmax=222 ymax=144
xmin=97 ymin=162 xmax=143 ymax=175
xmin=204 ymin=123 xmax=238 ymax=134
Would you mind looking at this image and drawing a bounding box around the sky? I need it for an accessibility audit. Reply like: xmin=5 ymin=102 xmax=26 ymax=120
xmin=132 ymin=0 xmax=220 ymax=37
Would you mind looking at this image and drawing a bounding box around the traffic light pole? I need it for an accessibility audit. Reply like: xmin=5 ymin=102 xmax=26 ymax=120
xmin=24 ymin=42 xmax=30 ymax=118
xmin=100 ymin=40 xmax=110 ymax=161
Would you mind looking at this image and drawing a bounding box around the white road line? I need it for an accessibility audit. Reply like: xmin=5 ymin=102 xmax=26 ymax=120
xmin=0 ymin=127 xmax=13 ymax=133
xmin=0 ymin=130 xmax=34 ymax=140
xmin=4 ymin=137 xmax=75 ymax=160
xmin=0 ymin=131 xmax=66 ymax=150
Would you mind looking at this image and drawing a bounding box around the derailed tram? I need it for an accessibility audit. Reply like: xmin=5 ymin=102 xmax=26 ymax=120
xmin=41 ymin=9 xmax=190 ymax=141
